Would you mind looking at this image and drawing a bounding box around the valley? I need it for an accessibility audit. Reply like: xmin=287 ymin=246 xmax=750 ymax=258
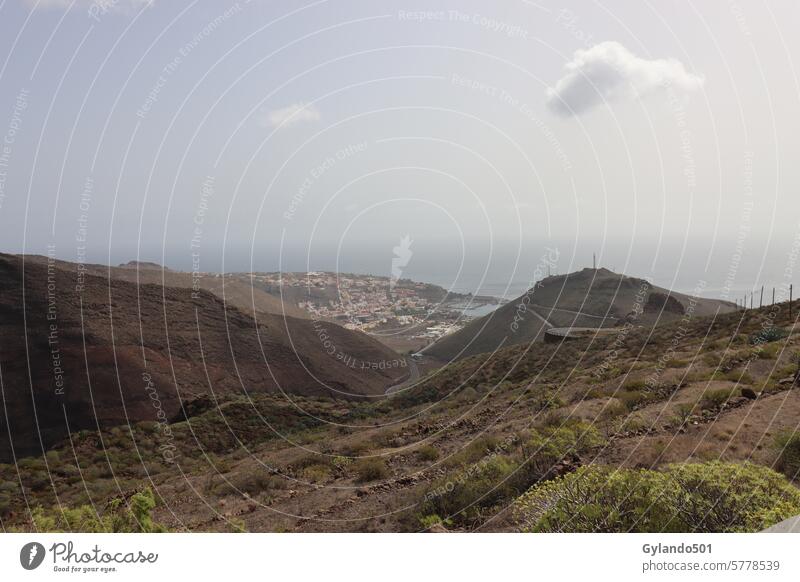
xmin=1 ymin=255 xmax=799 ymax=533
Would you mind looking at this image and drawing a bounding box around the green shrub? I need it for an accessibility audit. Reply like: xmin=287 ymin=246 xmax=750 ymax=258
xmin=594 ymin=366 xmax=622 ymax=381
xmin=619 ymin=415 xmax=646 ymax=433
xmin=686 ymin=369 xmax=714 ymax=383
xmin=618 ymin=390 xmax=649 ymax=411
xmin=672 ymin=403 xmax=695 ymax=425
xmin=523 ymin=423 xmax=605 ymax=466
xmin=773 ymin=431 xmax=800 ymax=481
xmin=290 ymin=455 xmax=332 ymax=473
xmin=27 ymin=470 xmax=51 ymax=491
xmin=700 ymin=387 xmax=736 ymax=410
xmin=416 ymin=445 xmax=440 ymax=462
xmin=537 ymin=409 xmax=566 ymax=428
xmin=750 ymin=327 xmax=788 ymax=345
xmin=332 ymin=456 xmax=352 ymax=472
xmin=418 ymin=514 xmax=451 ymax=529
xmin=339 ymin=441 xmax=370 ymax=456
xmin=516 ymin=464 xmax=673 ymax=532
xmin=753 ymin=343 xmax=781 ymax=360
xmin=598 ymin=401 xmax=627 ymax=421
xmin=713 ymin=370 xmax=755 ymax=384
xmin=226 ymin=470 xmax=281 ymax=496
xmin=445 ymin=436 xmax=503 ymax=467
xmin=525 ymin=388 xmax=564 ymax=411
xmin=21 ymin=488 xmax=166 ymax=532
xmin=419 ymin=424 xmax=603 ymax=528
xmin=420 ymin=455 xmax=523 ymax=527
xmin=354 ymin=458 xmax=389 ymax=483
xmin=515 ymin=462 xmax=800 ymax=532
xmin=666 ymin=358 xmax=688 ymax=368
xmin=302 ymin=464 xmax=331 ymax=484
xmin=667 ymin=462 xmax=800 ymax=531
xmin=622 ymin=379 xmax=647 ymax=391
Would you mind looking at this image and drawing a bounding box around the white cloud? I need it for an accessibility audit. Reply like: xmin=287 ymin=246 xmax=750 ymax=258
xmin=261 ymin=103 xmax=321 ymax=128
xmin=546 ymin=41 xmax=704 ymax=117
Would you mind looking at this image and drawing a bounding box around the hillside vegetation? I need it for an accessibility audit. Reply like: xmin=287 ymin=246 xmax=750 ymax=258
xmin=2 ymin=286 xmax=799 ymax=532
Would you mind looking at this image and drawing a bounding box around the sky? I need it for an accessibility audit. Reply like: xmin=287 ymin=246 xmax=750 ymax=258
xmin=0 ymin=0 xmax=799 ymax=299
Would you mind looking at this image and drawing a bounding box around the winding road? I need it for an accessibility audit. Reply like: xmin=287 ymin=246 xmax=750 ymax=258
xmin=385 ymin=359 xmax=420 ymax=395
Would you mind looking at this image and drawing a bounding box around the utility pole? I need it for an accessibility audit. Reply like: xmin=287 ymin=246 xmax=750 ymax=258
xmin=750 ymin=292 xmax=753 ymax=310
xmin=593 ymin=253 xmax=596 ymax=270
xmin=791 ymin=284 xmax=793 ymax=320
xmin=773 ymin=287 xmax=776 ymax=306
xmin=760 ymin=286 xmax=764 ymax=308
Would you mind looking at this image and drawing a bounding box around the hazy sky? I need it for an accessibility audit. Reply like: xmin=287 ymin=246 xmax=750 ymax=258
xmin=1 ymin=0 xmax=799 ymax=297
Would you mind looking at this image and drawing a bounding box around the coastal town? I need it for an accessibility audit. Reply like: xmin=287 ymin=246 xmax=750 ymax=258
xmin=229 ymin=271 xmax=502 ymax=352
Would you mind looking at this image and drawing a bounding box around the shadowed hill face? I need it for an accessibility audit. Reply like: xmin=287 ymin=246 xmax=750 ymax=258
xmin=21 ymin=254 xmax=309 ymax=320
xmin=425 ymin=268 xmax=737 ymax=361
xmin=0 ymin=254 xmax=406 ymax=460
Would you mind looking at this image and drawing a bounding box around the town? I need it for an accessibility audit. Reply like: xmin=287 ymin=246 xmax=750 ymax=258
xmin=228 ymin=271 xmax=502 ymax=352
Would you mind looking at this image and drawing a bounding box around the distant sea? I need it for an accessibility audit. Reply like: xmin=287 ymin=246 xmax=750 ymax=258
xmin=114 ymin=239 xmax=795 ymax=306
xmin=416 ymin=270 xmax=780 ymax=304
xmin=447 ymin=280 xmax=531 ymax=300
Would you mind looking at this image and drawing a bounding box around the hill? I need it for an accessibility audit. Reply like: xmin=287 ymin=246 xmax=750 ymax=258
xmin=21 ymin=254 xmax=309 ymax=320
xmin=424 ymin=267 xmax=737 ymax=361
xmin=0 ymin=254 xmax=406 ymax=460
xmin=3 ymin=292 xmax=799 ymax=532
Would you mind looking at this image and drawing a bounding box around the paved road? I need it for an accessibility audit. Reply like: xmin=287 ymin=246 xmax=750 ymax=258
xmin=526 ymin=306 xmax=555 ymax=329
xmin=763 ymin=515 xmax=800 ymax=532
xmin=531 ymin=303 xmax=608 ymax=320
xmin=385 ymin=359 xmax=420 ymax=395
xmin=544 ymin=326 xmax=621 ymax=342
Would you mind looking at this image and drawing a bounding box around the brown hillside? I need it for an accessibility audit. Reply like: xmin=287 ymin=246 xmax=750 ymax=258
xmin=425 ymin=268 xmax=737 ymax=361
xmin=0 ymin=254 xmax=406 ymax=460
xmin=21 ymin=254 xmax=309 ymax=320
xmin=2 ymin=284 xmax=799 ymax=533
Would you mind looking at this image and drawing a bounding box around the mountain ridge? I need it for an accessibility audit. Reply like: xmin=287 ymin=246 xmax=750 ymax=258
xmin=425 ymin=267 xmax=738 ymax=361
xmin=0 ymin=253 xmax=406 ymax=460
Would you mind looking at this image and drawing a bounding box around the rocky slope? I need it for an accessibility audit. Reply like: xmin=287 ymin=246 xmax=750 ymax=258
xmin=0 ymin=254 xmax=406 ymax=460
